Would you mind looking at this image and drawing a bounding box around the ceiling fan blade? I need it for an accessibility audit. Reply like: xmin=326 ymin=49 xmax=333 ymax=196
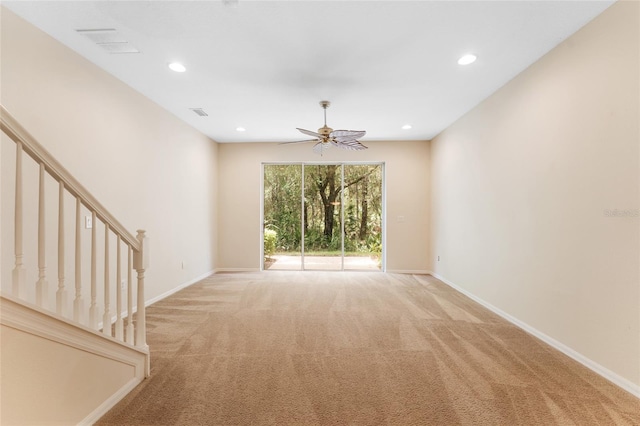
xmin=336 ymin=140 xmax=368 ymax=150
xmin=333 ymin=135 xmax=363 ymax=143
xmin=331 ymin=130 xmax=366 ymax=140
xmin=297 ymin=128 xmax=322 ymax=138
xmin=279 ymin=139 xmax=319 ymax=145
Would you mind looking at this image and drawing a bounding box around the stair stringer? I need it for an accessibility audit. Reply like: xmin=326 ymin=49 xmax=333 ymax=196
xmin=0 ymin=294 xmax=149 ymax=425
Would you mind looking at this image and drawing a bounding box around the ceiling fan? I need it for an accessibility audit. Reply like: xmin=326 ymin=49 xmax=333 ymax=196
xmin=281 ymin=101 xmax=367 ymax=154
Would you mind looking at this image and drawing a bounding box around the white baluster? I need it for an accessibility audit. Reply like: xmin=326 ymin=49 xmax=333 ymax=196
xmin=35 ymin=163 xmax=48 ymax=307
xmin=73 ymin=197 xmax=83 ymax=322
xmin=115 ymin=235 xmax=124 ymax=341
xmin=56 ymin=181 xmax=67 ymax=316
xmin=89 ymin=211 xmax=98 ymax=329
xmin=126 ymin=245 xmax=134 ymax=345
xmin=12 ymin=142 xmax=26 ymax=297
xmin=103 ymin=224 xmax=111 ymax=336
xmin=134 ymin=230 xmax=148 ymax=355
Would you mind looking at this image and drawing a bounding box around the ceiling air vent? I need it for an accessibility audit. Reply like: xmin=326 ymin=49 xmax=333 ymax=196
xmin=190 ymin=108 xmax=209 ymax=117
xmin=222 ymin=0 xmax=239 ymax=8
xmin=76 ymin=28 xmax=140 ymax=54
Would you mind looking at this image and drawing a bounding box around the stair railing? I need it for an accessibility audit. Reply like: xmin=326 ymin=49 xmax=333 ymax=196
xmin=1 ymin=106 xmax=148 ymax=351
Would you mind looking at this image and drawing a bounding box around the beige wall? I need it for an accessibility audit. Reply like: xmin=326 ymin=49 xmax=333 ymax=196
xmin=218 ymin=140 xmax=430 ymax=272
xmin=0 ymin=311 xmax=145 ymax=426
xmin=1 ymin=325 xmax=134 ymax=424
xmin=1 ymin=8 xmax=218 ymax=305
xmin=431 ymin=0 xmax=639 ymax=388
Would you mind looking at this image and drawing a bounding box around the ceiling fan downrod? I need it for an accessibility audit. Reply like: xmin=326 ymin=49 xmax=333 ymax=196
xmin=319 ymin=100 xmax=332 ymax=136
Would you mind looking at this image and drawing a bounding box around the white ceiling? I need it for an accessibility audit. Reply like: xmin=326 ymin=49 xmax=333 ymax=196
xmin=4 ymin=0 xmax=614 ymax=143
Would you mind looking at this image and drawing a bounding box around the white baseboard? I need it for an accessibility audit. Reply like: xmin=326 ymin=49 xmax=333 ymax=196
xmin=215 ymin=268 xmax=261 ymax=273
xmin=144 ymin=270 xmax=215 ymax=307
xmin=80 ymin=376 xmax=143 ymax=425
xmin=429 ymin=273 xmax=640 ymax=399
xmin=386 ymin=269 xmax=431 ymax=275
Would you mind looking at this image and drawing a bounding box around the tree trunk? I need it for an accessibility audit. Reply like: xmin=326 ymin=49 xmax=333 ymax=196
xmin=359 ymin=174 xmax=369 ymax=240
xmin=316 ymin=165 xmax=339 ymax=241
xmin=324 ymin=203 xmax=334 ymax=239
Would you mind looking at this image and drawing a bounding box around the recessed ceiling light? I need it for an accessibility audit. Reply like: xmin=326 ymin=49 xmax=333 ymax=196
xmin=236 ymin=127 xmax=246 ymax=132
xmin=401 ymin=124 xmax=412 ymax=130
xmin=168 ymin=62 xmax=186 ymax=72
xmin=457 ymin=54 xmax=477 ymax=65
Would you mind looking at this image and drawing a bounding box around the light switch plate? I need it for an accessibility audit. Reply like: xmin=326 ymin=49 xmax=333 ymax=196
xmin=85 ymin=215 xmax=93 ymax=229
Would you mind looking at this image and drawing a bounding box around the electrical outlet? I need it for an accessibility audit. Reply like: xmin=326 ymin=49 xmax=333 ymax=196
xmin=121 ymin=280 xmax=126 ymax=290
xmin=85 ymin=215 xmax=93 ymax=229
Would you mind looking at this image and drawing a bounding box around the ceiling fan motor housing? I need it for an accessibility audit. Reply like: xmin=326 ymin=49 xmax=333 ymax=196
xmin=318 ymin=125 xmax=333 ymax=137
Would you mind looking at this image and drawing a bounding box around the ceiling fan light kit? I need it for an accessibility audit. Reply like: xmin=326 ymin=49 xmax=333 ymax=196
xmin=281 ymin=100 xmax=368 ymax=155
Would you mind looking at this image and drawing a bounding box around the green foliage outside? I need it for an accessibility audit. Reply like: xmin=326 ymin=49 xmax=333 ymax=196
xmin=263 ymin=165 xmax=302 ymax=253
xmin=263 ymin=228 xmax=277 ymax=258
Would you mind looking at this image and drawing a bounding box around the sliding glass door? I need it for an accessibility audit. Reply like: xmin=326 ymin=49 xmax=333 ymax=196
xmin=342 ymin=164 xmax=383 ymax=270
xmin=263 ymin=164 xmax=302 ymax=270
xmin=263 ymin=163 xmax=383 ymax=271
xmin=303 ymin=164 xmax=343 ymax=270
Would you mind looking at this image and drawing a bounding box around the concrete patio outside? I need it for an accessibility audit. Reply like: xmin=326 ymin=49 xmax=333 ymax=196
xmin=265 ymin=255 xmax=381 ymax=271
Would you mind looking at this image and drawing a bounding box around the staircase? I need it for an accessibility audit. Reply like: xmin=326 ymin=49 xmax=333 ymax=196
xmin=1 ymin=106 xmax=150 ymax=424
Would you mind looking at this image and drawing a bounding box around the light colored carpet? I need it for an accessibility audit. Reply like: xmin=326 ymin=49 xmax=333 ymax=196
xmin=98 ymin=272 xmax=639 ymax=425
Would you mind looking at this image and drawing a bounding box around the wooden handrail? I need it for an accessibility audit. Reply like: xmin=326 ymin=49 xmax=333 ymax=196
xmin=0 ymin=106 xmax=139 ymax=250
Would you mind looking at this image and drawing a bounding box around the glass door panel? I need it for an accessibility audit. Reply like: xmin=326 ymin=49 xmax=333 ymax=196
xmin=343 ymin=164 xmax=383 ymax=271
xmin=263 ymin=164 xmax=302 ymax=270
xmin=303 ymin=164 xmax=342 ymax=270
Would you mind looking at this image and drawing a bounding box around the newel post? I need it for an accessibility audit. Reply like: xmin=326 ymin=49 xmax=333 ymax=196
xmin=133 ymin=230 xmax=149 ymax=354
xmin=12 ymin=142 xmax=26 ymax=297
